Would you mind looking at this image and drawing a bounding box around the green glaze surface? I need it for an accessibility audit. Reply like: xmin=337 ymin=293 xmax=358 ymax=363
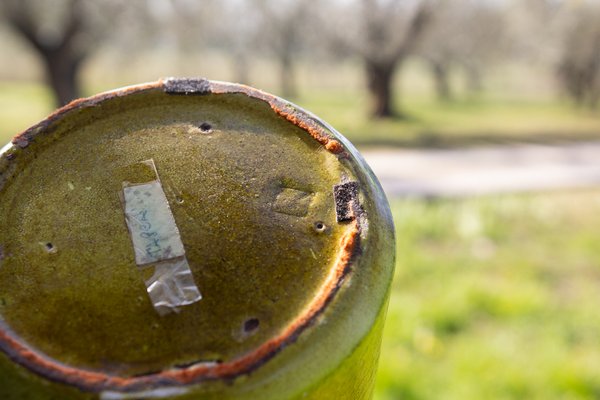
xmin=0 ymin=91 xmax=353 ymax=376
xmin=0 ymin=351 xmax=94 ymax=400
xmin=0 ymin=81 xmax=395 ymax=399
xmin=299 ymin=294 xmax=389 ymax=400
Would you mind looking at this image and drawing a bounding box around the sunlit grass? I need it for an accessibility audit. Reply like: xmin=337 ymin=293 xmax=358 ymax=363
xmin=2 ymin=73 xmax=600 ymax=149
xmin=0 ymin=81 xmax=53 ymax=145
xmin=375 ymin=190 xmax=600 ymax=400
xmin=296 ymin=90 xmax=600 ymax=148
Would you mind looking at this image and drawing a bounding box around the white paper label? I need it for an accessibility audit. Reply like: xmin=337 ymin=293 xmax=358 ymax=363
xmin=121 ymin=160 xmax=202 ymax=315
xmin=123 ymin=182 xmax=186 ymax=266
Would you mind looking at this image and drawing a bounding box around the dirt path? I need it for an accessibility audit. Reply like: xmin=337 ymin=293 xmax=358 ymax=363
xmin=360 ymin=142 xmax=600 ymax=198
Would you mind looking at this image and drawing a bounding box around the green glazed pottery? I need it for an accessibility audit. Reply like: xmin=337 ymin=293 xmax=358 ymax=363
xmin=0 ymin=78 xmax=394 ymax=399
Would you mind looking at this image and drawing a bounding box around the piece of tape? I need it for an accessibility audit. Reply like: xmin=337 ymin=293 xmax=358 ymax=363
xmin=122 ymin=160 xmax=201 ymax=315
xmin=144 ymin=257 xmax=202 ymax=316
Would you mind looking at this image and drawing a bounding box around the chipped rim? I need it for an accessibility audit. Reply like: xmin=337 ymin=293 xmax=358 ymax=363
xmin=0 ymin=78 xmax=364 ymax=393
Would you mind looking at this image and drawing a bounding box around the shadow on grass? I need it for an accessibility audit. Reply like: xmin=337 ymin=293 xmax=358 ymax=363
xmin=351 ymin=131 xmax=600 ymax=149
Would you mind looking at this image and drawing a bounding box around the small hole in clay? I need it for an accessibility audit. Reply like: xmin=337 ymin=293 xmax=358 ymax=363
xmin=314 ymin=221 xmax=326 ymax=233
xmin=243 ymin=318 xmax=260 ymax=333
xmin=199 ymin=122 xmax=212 ymax=133
xmin=44 ymin=242 xmax=57 ymax=254
xmin=175 ymin=196 xmax=184 ymax=204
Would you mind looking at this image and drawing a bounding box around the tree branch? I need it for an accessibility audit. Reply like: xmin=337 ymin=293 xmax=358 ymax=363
xmin=393 ymin=1 xmax=434 ymax=61
xmin=1 ymin=0 xmax=47 ymax=54
xmin=57 ymin=0 xmax=85 ymax=52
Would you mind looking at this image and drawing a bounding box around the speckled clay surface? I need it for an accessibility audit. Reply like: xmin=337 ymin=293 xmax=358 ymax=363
xmin=0 ymin=79 xmax=395 ymax=399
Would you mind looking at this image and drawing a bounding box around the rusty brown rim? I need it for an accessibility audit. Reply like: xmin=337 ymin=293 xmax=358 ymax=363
xmin=0 ymin=78 xmax=360 ymax=393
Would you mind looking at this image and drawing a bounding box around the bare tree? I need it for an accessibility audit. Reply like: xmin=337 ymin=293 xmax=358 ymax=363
xmin=322 ymin=0 xmax=434 ymax=118
xmin=166 ymin=0 xmax=259 ymax=86
xmin=0 ymin=0 xmax=90 ymax=105
xmin=418 ymin=3 xmax=456 ymax=102
xmin=557 ymin=2 xmax=600 ymax=108
xmin=169 ymin=0 xmax=316 ymax=95
xmin=362 ymin=0 xmax=433 ymax=117
xmin=210 ymin=0 xmax=259 ymax=86
xmin=227 ymin=4 xmax=256 ymax=86
xmin=250 ymin=0 xmax=313 ymax=99
xmin=0 ymin=0 xmax=132 ymax=106
xmin=512 ymin=0 xmax=566 ymax=57
xmin=418 ymin=1 xmax=508 ymax=101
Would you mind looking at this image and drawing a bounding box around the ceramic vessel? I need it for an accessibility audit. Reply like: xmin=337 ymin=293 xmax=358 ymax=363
xmin=0 ymin=78 xmax=395 ymax=399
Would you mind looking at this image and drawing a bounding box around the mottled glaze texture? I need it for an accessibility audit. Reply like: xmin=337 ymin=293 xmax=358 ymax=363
xmin=0 ymin=79 xmax=395 ymax=399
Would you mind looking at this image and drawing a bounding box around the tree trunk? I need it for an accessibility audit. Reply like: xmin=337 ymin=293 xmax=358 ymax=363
xmin=279 ymin=50 xmax=297 ymax=99
xmin=365 ymin=60 xmax=397 ymax=118
xmin=3 ymin=0 xmax=86 ymax=107
xmin=431 ymin=60 xmax=452 ymax=102
xmin=43 ymin=49 xmax=83 ymax=106
xmin=233 ymin=50 xmax=250 ymax=86
xmin=464 ymin=62 xmax=483 ymax=94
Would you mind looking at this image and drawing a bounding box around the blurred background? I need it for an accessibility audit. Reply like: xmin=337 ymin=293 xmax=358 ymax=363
xmin=1 ymin=0 xmax=600 ymax=398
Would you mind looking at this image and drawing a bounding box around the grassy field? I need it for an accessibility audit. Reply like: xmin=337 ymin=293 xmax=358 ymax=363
xmin=298 ymin=91 xmax=600 ymax=148
xmin=1 ymin=77 xmax=600 ymax=149
xmin=375 ymin=190 xmax=600 ymax=400
xmin=0 ymin=81 xmax=53 ymax=145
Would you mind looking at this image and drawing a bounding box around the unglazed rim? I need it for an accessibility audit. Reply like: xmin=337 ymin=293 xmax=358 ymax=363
xmin=0 ymin=78 xmax=363 ymax=393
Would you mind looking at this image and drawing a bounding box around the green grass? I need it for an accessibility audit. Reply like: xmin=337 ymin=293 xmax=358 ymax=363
xmin=2 ymin=78 xmax=600 ymax=149
xmin=375 ymin=190 xmax=600 ymax=400
xmin=0 ymin=81 xmax=53 ymax=145
xmin=295 ymin=90 xmax=600 ymax=148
